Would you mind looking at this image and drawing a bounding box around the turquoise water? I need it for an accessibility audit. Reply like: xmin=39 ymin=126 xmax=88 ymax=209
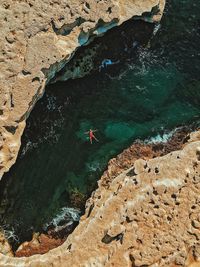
xmin=0 ymin=0 xmax=200 ymax=246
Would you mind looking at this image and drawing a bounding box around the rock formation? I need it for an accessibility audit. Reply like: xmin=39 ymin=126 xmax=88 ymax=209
xmin=11 ymin=127 xmax=193 ymax=257
xmin=0 ymin=231 xmax=13 ymax=257
xmin=15 ymin=232 xmax=66 ymax=257
xmin=0 ymin=127 xmax=199 ymax=266
xmin=7 ymin=0 xmax=200 ymax=266
xmin=0 ymin=0 xmax=165 ymax=180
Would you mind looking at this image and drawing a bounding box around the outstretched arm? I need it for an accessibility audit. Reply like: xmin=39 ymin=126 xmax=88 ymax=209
xmin=93 ymin=136 xmax=99 ymax=142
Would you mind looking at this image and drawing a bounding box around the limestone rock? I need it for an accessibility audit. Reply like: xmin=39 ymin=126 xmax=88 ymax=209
xmin=0 ymin=128 xmax=200 ymax=266
xmin=0 ymin=0 xmax=165 ymax=179
xmin=0 ymin=231 xmax=13 ymax=257
xmin=15 ymin=232 xmax=65 ymax=257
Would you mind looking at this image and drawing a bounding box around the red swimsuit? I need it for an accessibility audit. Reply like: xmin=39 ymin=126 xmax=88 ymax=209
xmin=89 ymin=130 xmax=95 ymax=143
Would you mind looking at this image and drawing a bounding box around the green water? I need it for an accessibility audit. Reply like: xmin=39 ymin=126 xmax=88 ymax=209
xmin=0 ymin=0 xmax=200 ymax=245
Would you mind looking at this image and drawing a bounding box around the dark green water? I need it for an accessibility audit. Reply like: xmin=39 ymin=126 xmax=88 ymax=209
xmin=0 ymin=0 xmax=200 ymax=246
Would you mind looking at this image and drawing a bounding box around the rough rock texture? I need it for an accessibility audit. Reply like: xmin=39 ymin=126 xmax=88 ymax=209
xmin=0 ymin=0 xmax=165 ymax=179
xmin=13 ymin=127 xmax=192 ymax=257
xmin=52 ymin=18 xmax=155 ymax=83
xmin=0 ymin=129 xmax=200 ymax=266
xmin=0 ymin=231 xmax=13 ymax=257
xmin=2 ymin=1 xmax=200 ymax=266
xmin=15 ymin=232 xmax=65 ymax=257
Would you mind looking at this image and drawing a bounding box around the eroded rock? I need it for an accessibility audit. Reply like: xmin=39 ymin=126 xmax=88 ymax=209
xmin=0 ymin=230 xmax=13 ymax=257
xmin=0 ymin=126 xmax=200 ymax=265
xmin=0 ymin=0 xmax=165 ymax=180
xmin=15 ymin=233 xmax=65 ymax=257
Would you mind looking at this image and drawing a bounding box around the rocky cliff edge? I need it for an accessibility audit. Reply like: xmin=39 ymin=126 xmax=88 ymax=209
xmin=0 ymin=128 xmax=200 ymax=266
xmin=0 ymin=0 xmax=165 ymax=179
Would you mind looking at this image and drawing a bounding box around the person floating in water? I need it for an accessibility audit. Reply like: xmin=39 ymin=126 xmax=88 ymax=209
xmin=85 ymin=129 xmax=99 ymax=144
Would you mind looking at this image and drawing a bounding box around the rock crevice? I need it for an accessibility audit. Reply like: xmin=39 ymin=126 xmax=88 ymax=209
xmin=0 ymin=0 xmax=165 ymax=179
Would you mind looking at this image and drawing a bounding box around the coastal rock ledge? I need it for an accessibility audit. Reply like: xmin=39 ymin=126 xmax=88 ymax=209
xmin=4 ymin=0 xmax=200 ymax=266
xmin=0 ymin=0 xmax=165 ymax=180
xmin=0 ymin=128 xmax=200 ymax=266
xmin=2 ymin=1 xmax=200 ymax=267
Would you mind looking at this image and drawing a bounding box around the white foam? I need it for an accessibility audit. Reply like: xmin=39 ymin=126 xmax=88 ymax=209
xmin=153 ymin=23 xmax=161 ymax=36
xmin=86 ymin=161 xmax=102 ymax=172
xmin=145 ymin=129 xmax=177 ymax=144
xmin=44 ymin=207 xmax=81 ymax=232
xmin=20 ymin=114 xmax=65 ymax=157
xmin=0 ymin=225 xmax=19 ymax=242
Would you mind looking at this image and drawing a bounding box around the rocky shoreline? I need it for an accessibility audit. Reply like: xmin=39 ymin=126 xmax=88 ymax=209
xmin=0 ymin=0 xmax=165 ymax=180
xmin=0 ymin=124 xmax=197 ymax=259
xmin=2 ymin=0 xmax=200 ymax=266
xmin=0 ymin=127 xmax=199 ymax=265
xmin=95 ymin=126 xmax=196 ymax=191
xmin=0 ymin=1 xmax=166 ymax=262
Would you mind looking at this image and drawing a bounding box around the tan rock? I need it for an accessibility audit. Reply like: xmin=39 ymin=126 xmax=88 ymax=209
xmin=0 ymin=0 xmax=165 ymax=179
xmin=0 ymin=127 xmax=200 ymax=266
xmin=4 ymin=1 xmax=197 ymax=267
xmin=0 ymin=231 xmax=14 ymax=257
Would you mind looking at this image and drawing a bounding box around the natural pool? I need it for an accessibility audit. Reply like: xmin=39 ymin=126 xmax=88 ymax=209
xmin=0 ymin=0 xmax=200 ymax=247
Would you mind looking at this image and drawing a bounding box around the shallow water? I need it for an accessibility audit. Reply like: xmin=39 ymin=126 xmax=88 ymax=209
xmin=0 ymin=0 xmax=200 ymax=246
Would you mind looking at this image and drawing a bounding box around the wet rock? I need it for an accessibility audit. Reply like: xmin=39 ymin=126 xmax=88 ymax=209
xmin=15 ymin=232 xmax=65 ymax=257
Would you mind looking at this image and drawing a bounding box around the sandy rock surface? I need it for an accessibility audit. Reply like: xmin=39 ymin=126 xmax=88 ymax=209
xmin=0 ymin=0 xmax=165 ymax=179
xmin=5 ymin=1 xmax=197 ymax=266
xmin=0 ymin=231 xmax=13 ymax=257
xmin=0 ymin=129 xmax=200 ymax=266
